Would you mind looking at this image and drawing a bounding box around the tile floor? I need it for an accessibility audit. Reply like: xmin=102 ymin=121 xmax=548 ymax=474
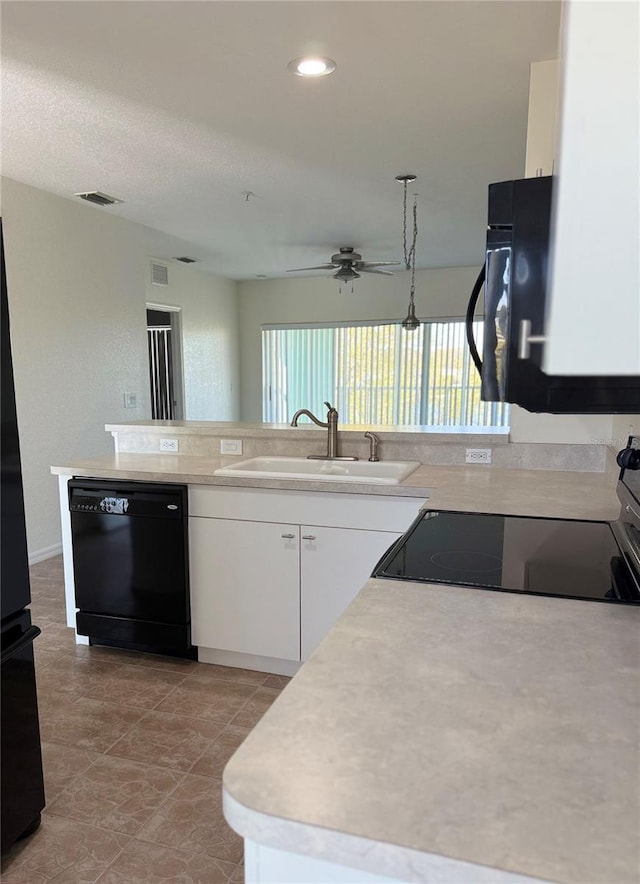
xmin=1 ymin=556 xmax=290 ymax=883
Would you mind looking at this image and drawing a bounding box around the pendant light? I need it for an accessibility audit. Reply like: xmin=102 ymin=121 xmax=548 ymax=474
xmin=396 ymin=174 xmax=420 ymax=331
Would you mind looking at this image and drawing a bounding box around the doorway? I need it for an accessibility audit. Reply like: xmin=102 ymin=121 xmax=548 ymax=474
xmin=146 ymin=305 xmax=184 ymax=420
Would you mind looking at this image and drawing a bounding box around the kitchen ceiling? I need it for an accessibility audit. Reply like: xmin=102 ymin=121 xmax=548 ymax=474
xmin=1 ymin=1 xmax=560 ymax=280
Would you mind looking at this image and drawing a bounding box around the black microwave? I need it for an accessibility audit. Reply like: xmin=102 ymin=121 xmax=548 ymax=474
xmin=466 ymin=176 xmax=640 ymax=414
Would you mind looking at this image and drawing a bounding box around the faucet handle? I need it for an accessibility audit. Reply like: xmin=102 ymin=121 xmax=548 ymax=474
xmin=364 ymin=431 xmax=380 ymax=462
xmin=324 ymin=401 xmax=337 ymax=414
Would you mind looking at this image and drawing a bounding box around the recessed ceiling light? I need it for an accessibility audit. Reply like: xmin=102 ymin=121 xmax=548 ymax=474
xmin=287 ymin=56 xmax=336 ymax=78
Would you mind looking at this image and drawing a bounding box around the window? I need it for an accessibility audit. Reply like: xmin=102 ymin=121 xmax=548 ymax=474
xmin=262 ymin=320 xmax=509 ymax=429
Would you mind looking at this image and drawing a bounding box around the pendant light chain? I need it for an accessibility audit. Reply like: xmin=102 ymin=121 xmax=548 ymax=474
xmin=397 ymin=173 xmax=420 ymax=331
xmin=409 ymin=194 xmax=418 ymax=293
xmin=401 ymin=178 xmax=418 ymax=273
xmin=402 ymin=180 xmax=409 ymax=268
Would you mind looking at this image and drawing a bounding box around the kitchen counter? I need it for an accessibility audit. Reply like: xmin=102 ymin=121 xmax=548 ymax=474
xmin=223 ymin=578 xmax=640 ymax=884
xmin=51 ymin=450 xmax=637 ymax=880
xmin=51 ymin=454 xmax=621 ymax=521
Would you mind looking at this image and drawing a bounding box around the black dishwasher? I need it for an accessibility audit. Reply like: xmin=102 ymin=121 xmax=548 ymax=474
xmin=69 ymin=479 xmax=193 ymax=655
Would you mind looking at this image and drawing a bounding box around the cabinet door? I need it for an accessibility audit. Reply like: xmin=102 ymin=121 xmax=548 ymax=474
xmin=190 ymin=517 xmax=300 ymax=661
xmin=545 ymin=0 xmax=640 ymax=375
xmin=300 ymin=526 xmax=400 ymax=661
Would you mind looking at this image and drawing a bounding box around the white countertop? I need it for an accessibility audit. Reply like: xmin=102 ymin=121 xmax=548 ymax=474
xmin=51 ymin=454 xmax=621 ymax=521
xmin=223 ymin=578 xmax=640 ymax=884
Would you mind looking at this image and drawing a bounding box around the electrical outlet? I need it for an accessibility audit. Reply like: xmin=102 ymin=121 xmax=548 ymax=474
xmin=465 ymin=448 xmax=492 ymax=464
xmin=220 ymin=439 xmax=243 ymax=455
xmin=159 ymin=438 xmax=179 ymax=452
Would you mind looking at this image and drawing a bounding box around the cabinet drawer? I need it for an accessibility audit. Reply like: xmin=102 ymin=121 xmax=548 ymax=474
xmin=190 ymin=485 xmax=421 ymax=533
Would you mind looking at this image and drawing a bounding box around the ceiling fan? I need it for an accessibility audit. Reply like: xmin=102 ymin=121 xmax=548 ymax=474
xmin=287 ymin=247 xmax=401 ymax=283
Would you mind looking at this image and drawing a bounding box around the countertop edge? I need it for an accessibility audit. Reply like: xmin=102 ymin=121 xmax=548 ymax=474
xmin=50 ymin=463 xmax=433 ymax=499
xmin=221 ymin=786 xmax=550 ymax=884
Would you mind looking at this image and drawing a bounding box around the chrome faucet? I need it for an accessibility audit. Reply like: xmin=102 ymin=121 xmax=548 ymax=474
xmin=364 ymin=431 xmax=380 ymax=462
xmin=290 ymin=401 xmax=357 ymax=461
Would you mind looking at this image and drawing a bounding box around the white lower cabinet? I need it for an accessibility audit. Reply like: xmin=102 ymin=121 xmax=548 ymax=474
xmin=245 ymin=841 xmax=403 ymax=884
xmin=190 ymin=517 xmax=301 ymax=661
xmin=300 ymin=526 xmax=400 ymax=660
xmin=189 ymin=486 xmax=420 ymax=665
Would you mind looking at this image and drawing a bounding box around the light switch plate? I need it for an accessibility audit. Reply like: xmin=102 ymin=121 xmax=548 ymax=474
xmin=220 ymin=439 xmax=243 ymax=455
xmin=123 ymin=392 xmax=137 ymax=409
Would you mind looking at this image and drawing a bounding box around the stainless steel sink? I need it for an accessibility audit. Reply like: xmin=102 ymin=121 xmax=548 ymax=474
xmin=214 ymin=456 xmax=421 ymax=485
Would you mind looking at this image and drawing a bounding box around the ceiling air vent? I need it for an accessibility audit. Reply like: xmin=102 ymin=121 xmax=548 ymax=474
xmin=173 ymin=256 xmax=199 ymax=264
xmin=74 ymin=191 xmax=123 ymax=207
xmin=150 ymin=262 xmax=169 ymax=286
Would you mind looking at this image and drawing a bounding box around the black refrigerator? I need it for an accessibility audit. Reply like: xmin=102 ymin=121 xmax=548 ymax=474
xmin=0 ymin=219 xmax=46 ymax=852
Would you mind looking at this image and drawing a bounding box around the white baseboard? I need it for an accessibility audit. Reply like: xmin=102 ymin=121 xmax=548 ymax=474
xmin=198 ymin=646 xmax=301 ymax=677
xmin=29 ymin=543 xmax=63 ymax=565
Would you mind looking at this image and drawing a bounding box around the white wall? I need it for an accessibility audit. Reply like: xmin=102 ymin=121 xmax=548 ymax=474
xmin=611 ymin=415 xmax=640 ymax=451
xmin=238 ymin=267 xmax=478 ymax=421
xmin=2 ymin=178 xmax=239 ymax=557
xmin=145 ymin=263 xmax=239 ymax=421
xmin=509 ymin=409 xmax=613 ymax=445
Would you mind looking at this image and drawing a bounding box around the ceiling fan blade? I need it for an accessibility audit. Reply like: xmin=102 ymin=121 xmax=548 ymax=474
xmin=287 ymin=264 xmax=337 ymax=272
xmin=359 ymin=261 xmax=402 ymax=268
xmin=360 ymin=267 xmax=395 ymax=276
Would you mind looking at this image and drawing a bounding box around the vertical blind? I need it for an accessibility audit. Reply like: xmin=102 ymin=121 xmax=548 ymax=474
xmin=147 ymin=327 xmax=175 ymax=420
xmin=262 ymin=320 xmax=509 ymax=428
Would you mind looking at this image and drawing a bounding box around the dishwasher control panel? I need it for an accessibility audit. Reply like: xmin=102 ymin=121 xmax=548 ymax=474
xmin=71 ymin=497 xmax=129 ymax=514
xmin=68 ymin=480 xmax=186 ymax=519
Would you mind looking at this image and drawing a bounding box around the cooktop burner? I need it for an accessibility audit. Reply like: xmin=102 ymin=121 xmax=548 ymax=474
xmin=373 ymin=510 xmax=640 ymax=604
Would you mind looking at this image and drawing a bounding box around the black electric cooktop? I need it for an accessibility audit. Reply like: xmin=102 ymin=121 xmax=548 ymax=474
xmin=373 ymin=510 xmax=640 ymax=604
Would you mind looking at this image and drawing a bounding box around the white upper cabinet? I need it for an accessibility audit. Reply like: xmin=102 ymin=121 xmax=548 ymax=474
xmin=525 ymin=59 xmax=559 ymax=179
xmin=544 ymin=0 xmax=640 ymax=376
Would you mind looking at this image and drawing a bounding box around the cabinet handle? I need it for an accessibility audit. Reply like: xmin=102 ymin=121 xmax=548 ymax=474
xmin=281 ymin=533 xmax=295 ymax=539
xmin=626 ymin=503 xmax=640 ymax=522
xmin=302 ymin=534 xmax=316 ymax=541
xmin=621 ymin=523 xmax=640 ymax=571
xmin=518 ymin=319 xmax=547 ymax=360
